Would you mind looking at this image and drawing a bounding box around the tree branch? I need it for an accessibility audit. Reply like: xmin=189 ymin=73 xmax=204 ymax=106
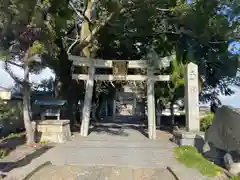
xmin=7 ymin=61 xmax=24 ymax=68
xmin=156 ymin=8 xmax=171 ymax=12
xmin=4 ymin=60 xmax=24 ymax=85
xmin=71 ymin=8 xmax=126 ymax=55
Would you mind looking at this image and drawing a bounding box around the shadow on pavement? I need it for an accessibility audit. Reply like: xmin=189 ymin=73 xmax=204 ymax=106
xmin=88 ymin=115 xmax=149 ymax=138
xmin=0 ymin=145 xmax=53 ymax=173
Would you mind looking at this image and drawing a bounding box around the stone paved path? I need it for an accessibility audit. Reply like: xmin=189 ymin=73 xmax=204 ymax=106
xmin=6 ymin=116 xmax=228 ymax=180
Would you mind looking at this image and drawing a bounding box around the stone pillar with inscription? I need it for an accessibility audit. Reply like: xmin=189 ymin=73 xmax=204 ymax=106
xmin=184 ymin=62 xmax=200 ymax=132
xmin=172 ymin=62 xmax=204 ymax=147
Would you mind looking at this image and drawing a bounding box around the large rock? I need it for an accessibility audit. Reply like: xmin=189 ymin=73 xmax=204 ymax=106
xmin=205 ymin=106 xmax=240 ymax=174
xmin=205 ymin=106 xmax=240 ymax=152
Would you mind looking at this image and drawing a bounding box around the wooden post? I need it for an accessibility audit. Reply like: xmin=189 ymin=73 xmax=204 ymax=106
xmin=57 ymin=109 xmax=60 ymax=120
xmin=105 ymin=100 xmax=108 ymax=117
xmin=80 ymin=59 xmax=95 ymax=136
xmin=133 ymin=97 xmax=136 ymax=115
xmin=156 ymin=102 xmax=161 ymax=128
xmin=113 ymin=99 xmax=116 ymax=117
xmin=147 ymin=68 xmax=156 ymax=139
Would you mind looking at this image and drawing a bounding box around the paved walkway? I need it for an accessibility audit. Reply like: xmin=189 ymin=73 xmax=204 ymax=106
xmin=6 ymin=116 xmax=227 ymax=180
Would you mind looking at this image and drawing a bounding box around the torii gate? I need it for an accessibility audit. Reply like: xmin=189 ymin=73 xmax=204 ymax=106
xmin=69 ymin=55 xmax=171 ymax=139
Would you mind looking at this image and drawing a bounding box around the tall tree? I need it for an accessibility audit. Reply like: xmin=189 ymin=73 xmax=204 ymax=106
xmin=0 ymin=0 xmax=69 ymax=143
xmin=0 ymin=0 xmax=239 ymax=136
xmin=96 ymin=0 xmax=239 ymax=102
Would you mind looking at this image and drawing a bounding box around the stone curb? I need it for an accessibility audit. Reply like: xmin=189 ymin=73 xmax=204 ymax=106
xmin=218 ymin=166 xmax=234 ymax=179
xmin=0 ymin=145 xmax=47 ymax=178
xmin=21 ymin=161 xmax=52 ymax=180
xmin=167 ymin=166 xmax=180 ymax=180
xmin=167 ymin=165 xmax=232 ymax=180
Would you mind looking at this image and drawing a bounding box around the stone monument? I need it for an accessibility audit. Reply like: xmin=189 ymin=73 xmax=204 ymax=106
xmin=185 ymin=62 xmax=200 ymax=131
xmin=172 ymin=63 xmax=204 ymax=147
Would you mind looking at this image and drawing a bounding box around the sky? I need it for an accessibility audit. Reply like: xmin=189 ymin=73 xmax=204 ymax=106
xmin=0 ymin=61 xmax=55 ymax=89
xmin=229 ymin=41 xmax=240 ymax=54
xmin=217 ymin=85 xmax=240 ymax=108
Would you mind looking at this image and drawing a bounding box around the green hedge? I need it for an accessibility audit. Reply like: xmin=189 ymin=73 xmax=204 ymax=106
xmin=200 ymin=113 xmax=214 ymax=132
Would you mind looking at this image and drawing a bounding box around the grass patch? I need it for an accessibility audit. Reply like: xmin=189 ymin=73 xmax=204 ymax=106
xmin=0 ymin=132 xmax=25 ymax=142
xmin=5 ymin=132 xmax=22 ymax=139
xmin=39 ymin=140 xmax=49 ymax=146
xmin=174 ymin=146 xmax=222 ymax=177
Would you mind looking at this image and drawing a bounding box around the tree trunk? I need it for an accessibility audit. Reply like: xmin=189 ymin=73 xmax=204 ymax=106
xmin=79 ymin=1 xmax=95 ymax=135
xmin=55 ymin=38 xmax=73 ymax=99
xmin=170 ymin=102 xmax=175 ymax=126
xmin=23 ymin=63 xmax=35 ymax=145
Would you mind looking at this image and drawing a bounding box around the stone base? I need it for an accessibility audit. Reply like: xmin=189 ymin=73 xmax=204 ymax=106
xmin=172 ymin=129 xmax=205 ymax=151
xmin=36 ymin=120 xmax=71 ymax=143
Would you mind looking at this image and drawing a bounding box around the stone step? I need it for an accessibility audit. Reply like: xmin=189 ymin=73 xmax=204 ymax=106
xmin=25 ymin=164 xmax=60 ymax=180
xmin=133 ymin=168 xmax=176 ymax=180
xmin=64 ymin=141 xmax=175 ymax=149
xmin=25 ymin=165 xmax=176 ymax=180
xmin=97 ymin=166 xmax=133 ymax=180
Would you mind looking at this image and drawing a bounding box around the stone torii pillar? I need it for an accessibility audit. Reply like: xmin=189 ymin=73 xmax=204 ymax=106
xmin=147 ymin=67 xmax=156 ymax=140
xmin=80 ymin=59 xmax=95 ymax=136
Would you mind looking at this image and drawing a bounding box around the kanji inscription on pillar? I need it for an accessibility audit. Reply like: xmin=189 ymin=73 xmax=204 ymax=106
xmin=184 ymin=62 xmax=200 ymax=132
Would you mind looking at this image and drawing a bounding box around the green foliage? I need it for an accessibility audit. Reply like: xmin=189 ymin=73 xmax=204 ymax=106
xmin=200 ymin=113 xmax=214 ymax=132
xmin=5 ymin=133 xmax=22 ymax=140
xmin=174 ymin=146 xmax=222 ymax=177
xmin=40 ymin=140 xmax=49 ymax=145
xmin=0 ymin=101 xmax=17 ymax=121
xmin=0 ymin=101 xmax=21 ymax=122
xmin=0 ymin=0 xmax=239 ymax=107
xmin=155 ymin=56 xmax=185 ymax=108
xmin=97 ymin=0 xmax=239 ymax=103
xmin=168 ymin=57 xmax=185 ymax=100
xmin=0 ymin=148 xmax=9 ymax=159
xmin=0 ymin=100 xmax=23 ymax=132
xmin=28 ymin=41 xmax=45 ymax=59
